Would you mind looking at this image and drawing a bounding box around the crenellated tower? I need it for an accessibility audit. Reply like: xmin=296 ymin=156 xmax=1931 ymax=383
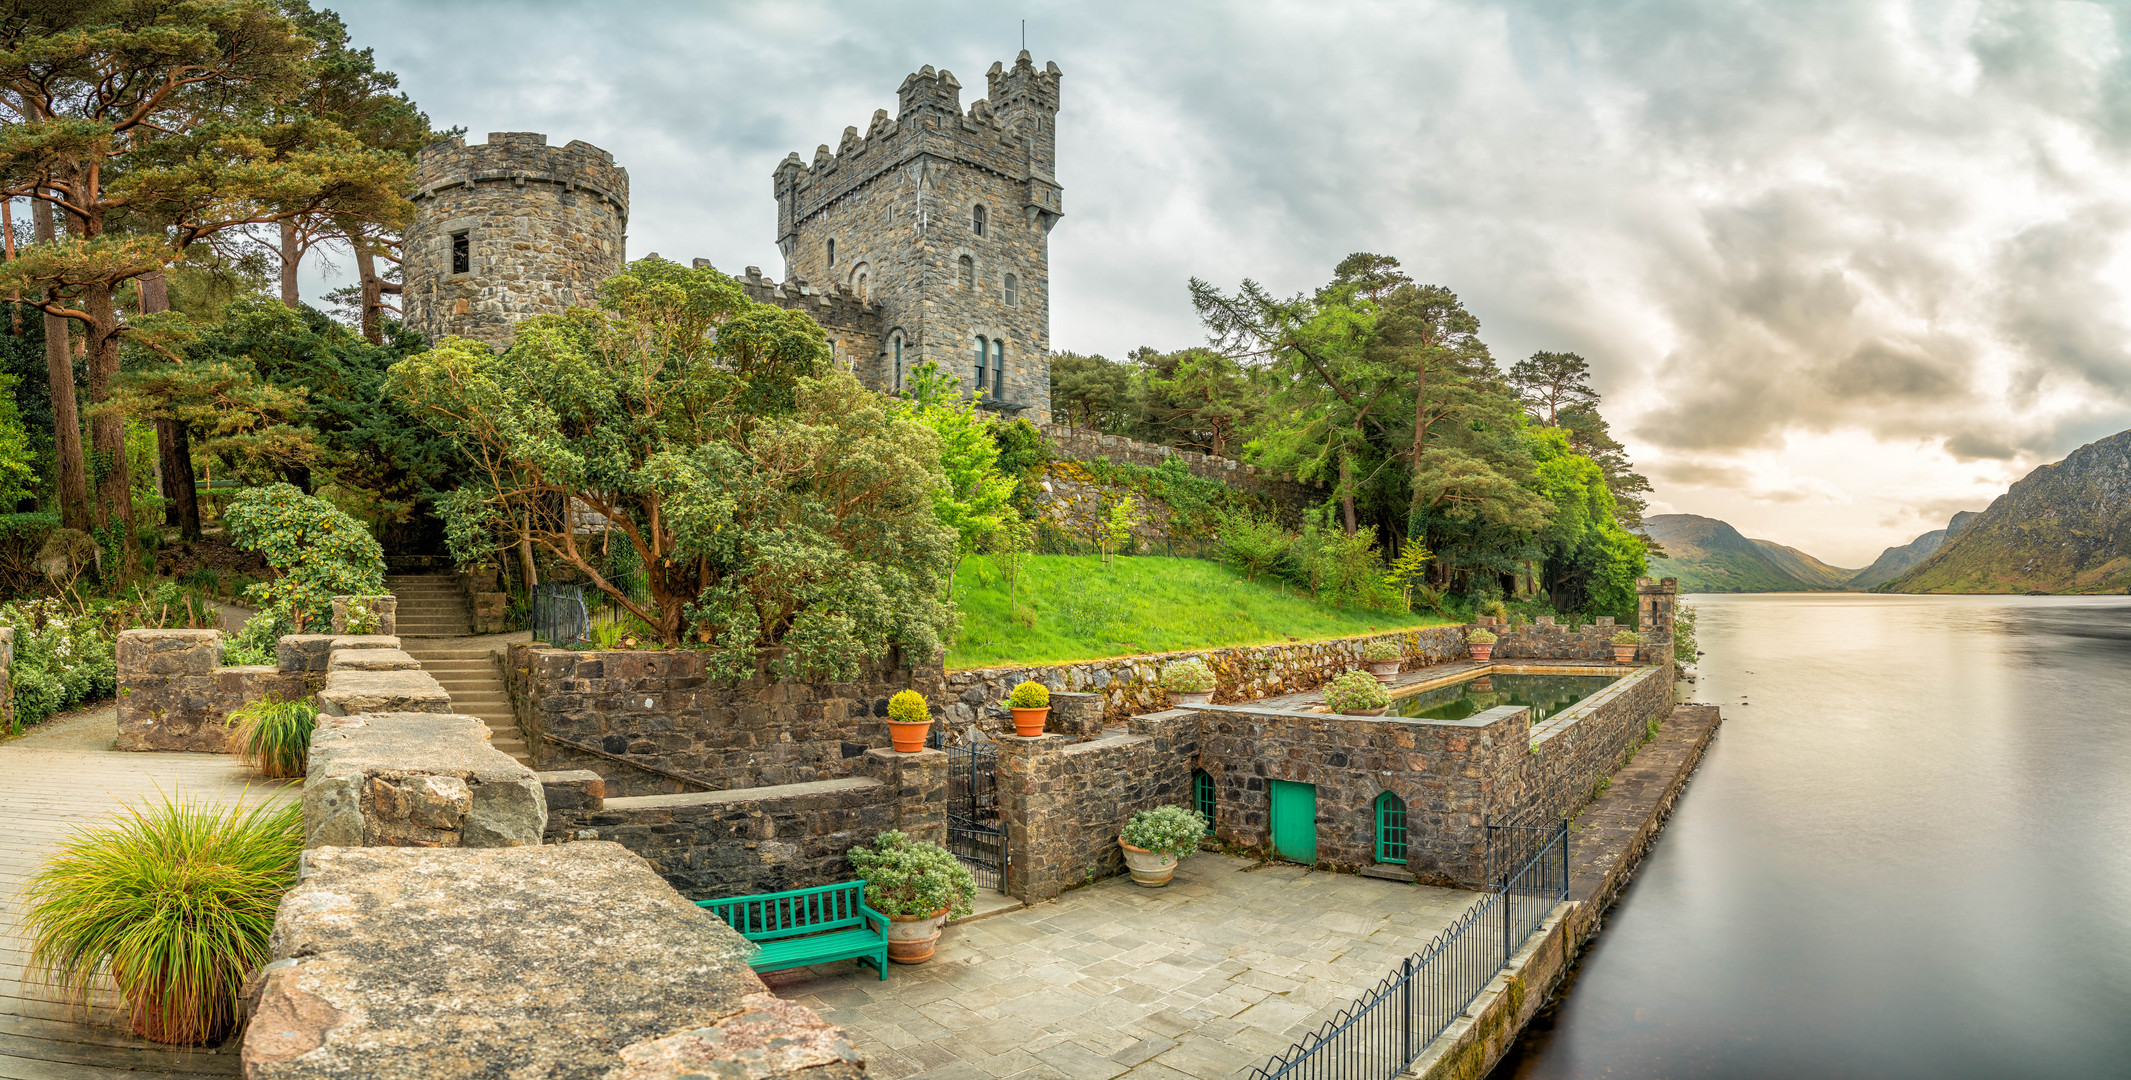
xmin=403 ymin=132 xmax=629 ymax=349
xmin=772 ymin=52 xmax=1063 ymax=420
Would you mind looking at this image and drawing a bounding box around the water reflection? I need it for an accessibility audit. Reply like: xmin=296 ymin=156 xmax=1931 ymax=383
xmin=1490 ymin=594 xmax=2131 ymax=1080
xmin=1394 ymin=673 xmax=1619 ymax=723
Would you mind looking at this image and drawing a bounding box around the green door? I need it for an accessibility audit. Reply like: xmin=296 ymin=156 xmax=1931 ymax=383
xmin=1269 ymin=780 xmax=1318 ymax=864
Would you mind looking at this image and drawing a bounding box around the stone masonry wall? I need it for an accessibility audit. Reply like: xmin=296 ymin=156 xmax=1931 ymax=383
xmin=945 ymin=625 xmax=1470 ymax=732
xmin=116 ymin=629 xmax=310 ymax=753
xmin=1477 ymin=617 xmax=1621 ymax=662
xmin=1037 ymin=424 xmax=1326 ymax=512
xmin=544 ymin=776 xmax=893 ymax=902
xmin=1516 ymin=666 xmax=1672 ymax=825
xmin=506 ymin=643 xmax=946 ymax=794
xmin=994 ymin=711 xmax=1197 ymax=903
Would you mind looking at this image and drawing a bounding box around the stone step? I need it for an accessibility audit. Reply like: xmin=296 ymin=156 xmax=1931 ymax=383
xmin=404 ymin=650 xmax=497 ymax=662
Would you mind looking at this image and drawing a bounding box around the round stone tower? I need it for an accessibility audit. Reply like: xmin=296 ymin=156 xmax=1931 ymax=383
xmin=402 ymin=132 xmax=629 ymax=349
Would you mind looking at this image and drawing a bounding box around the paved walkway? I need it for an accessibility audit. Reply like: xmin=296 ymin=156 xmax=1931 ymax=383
xmin=762 ymin=856 xmax=1485 ymax=1080
xmin=1 ymin=704 xmax=294 ymax=1078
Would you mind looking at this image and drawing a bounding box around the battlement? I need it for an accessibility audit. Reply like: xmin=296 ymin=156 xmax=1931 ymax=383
xmin=726 ymin=262 xmax=882 ymax=320
xmin=987 ymin=51 xmax=1062 ymax=112
xmin=413 ymin=132 xmax=630 ymax=219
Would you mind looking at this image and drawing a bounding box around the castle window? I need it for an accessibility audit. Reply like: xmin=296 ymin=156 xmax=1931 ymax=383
xmin=827 ymin=238 xmax=836 ymax=267
xmin=991 ymin=338 xmax=1006 ymax=395
xmin=1004 ymin=273 xmax=1018 ymax=306
xmin=1375 ymin=791 xmax=1407 ymax=865
xmin=450 ymin=231 xmax=470 ymax=275
xmin=855 ymin=270 xmax=869 ymax=300
xmin=893 ymin=336 xmax=904 ymax=392
xmin=973 ymin=204 xmax=986 ymax=236
xmin=974 ymin=336 xmax=989 ymax=392
xmin=958 ymin=255 xmax=974 ymax=291
xmin=1193 ymin=770 xmax=1216 ymax=834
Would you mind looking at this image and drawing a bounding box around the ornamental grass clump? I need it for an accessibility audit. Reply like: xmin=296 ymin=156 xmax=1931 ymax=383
xmin=21 ymin=796 xmax=303 ymax=1044
xmin=847 ymin=830 xmax=976 ymax=919
xmin=1360 ymin=638 xmax=1403 ymax=663
xmin=1120 ymin=805 xmax=1207 ymax=856
xmin=229 ymin=694 xmax=319 ymax=779
xmin=887 ymin=690 xmax=929 ymax=724
xmin=1007 ymin=681 xmax=1049 ymax=709
xmin=1322 ymin=670 xmax=1390 ymax=714
xmin=1159 ymin=658 xmax=1215 ymax=694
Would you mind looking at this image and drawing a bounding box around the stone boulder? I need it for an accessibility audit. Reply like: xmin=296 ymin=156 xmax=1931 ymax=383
xmin=243 ymin=843 xmax=864 ymax=1080
xmin=303 ymin=712 xmax=545 ymax=848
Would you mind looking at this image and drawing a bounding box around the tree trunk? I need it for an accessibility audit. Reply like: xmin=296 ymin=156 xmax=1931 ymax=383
xmin=279 ymin=220 xmax=302 ymax=308
xmin=354 ymin=240 xmax=384 ymax=345
xmin=140 ymin=271 xmax=202 ymax=541
xmin=32 ymin=197 xmax=92 ymax=533
xmin=83 ymin=279 xmax=136 ymax=572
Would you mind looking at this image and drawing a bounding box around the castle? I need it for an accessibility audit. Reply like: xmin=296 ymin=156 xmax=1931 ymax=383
xmin=403 ymin=52 xmax=1064 ymax=421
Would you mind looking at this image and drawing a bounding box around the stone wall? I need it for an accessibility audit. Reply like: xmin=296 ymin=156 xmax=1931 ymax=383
xmin=944 ymin=625 xmax=1470 ymax=731
xmin=1476 ymin=617 xmax=1621 ymax=662
xmin=544 ymin=776 xmax=895 ymax=902
xmin=995 ymin=711 xmax=1197 ymax=903
xmin=1036 ymin=424 xmax=1326 ymax=510
xmin=116 ymin=629 xmax=310 ymax=753
xmin=303 ymin=710 xmax=547 ymax=849
xmin=505 ymin=643 xmax=944 ymax=794
xmin=244 ymin=844 xmax=863 ymax=1080
xmin=1517 ymin=666 xmax=1672 ymax=824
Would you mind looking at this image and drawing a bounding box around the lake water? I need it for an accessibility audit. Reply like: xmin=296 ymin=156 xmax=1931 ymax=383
xmin=1491 ymin=593 xmax=2131 ymax=1079
xmin=1394 ymin=673 xmax=1620 ymax=723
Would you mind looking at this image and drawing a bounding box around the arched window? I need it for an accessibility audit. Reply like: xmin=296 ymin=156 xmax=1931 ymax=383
xmin=1004 ymin=273 xmax=1018 ymax=306
xmin=1374 ymin=792 xmax=1407 ymax=865
xmin=1193 ymin=770 xmax=1216 ymax=834
xmin=827 ymin=238 xmax=836 ymax=267
xmin=991 ymin=338 xmax=1006 ymax=395
xmin=852 ymin=263 xmax=870 ymax=300
xmin=958 ymin=255 xmax=974 ymax=290
xmin=974 ymin=335 xmax=989 ymax=392
xmin=973 ymin=204 xmax=987 ymax=236
xmin=893 ymin=335 xmax=904 ymax=392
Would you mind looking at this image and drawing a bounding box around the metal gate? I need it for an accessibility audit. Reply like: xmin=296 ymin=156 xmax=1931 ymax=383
xmin=931 ymin=733 xmax=1007 ymax=891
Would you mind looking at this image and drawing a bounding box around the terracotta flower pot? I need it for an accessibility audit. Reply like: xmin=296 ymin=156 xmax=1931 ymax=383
xmin=1367 ymin=660 xmax=1401 ymax=684
xmin=1120 ymin=840 xmax=1179 ymax=887
xmin=1468 ymin=642 xmax=1494 ymax=662
xmin=127 ymin=983 xmax=222 ymax=1045
xmin=1612 ymin=644 xmax=1639 ymax=665
xmin=886 ymin=718 xmax=933 ymax=753
xmin=1010 ymin=706 xmax=1050 ymax=737
xmin=886 ymin=909 xmax=948 ymax=964
xmin=1170 ymin=690 xmax=1214 ymax=707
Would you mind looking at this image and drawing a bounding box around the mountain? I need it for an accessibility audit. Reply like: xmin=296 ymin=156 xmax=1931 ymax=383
xmin=1887 ymin=430 xmax=2131 ymax=594
xmin=1848 ymin=512 xmax=1978 ymax=590
xmin=1642 ymin=514 xmax=1860 ymax=592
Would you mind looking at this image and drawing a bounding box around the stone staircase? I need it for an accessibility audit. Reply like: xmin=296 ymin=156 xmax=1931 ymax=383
xmin=388 ymin=574 xmax=530 ymax=766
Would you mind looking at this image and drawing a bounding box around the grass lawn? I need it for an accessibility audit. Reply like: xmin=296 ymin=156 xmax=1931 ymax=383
xmin=946 ymin=554 xmax=1452 ymax=669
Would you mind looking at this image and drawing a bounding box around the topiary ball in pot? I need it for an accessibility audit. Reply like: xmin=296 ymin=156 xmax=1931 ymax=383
xmin=1322 ymin=670 xmax=1391 ymax=715
xmin=885 ymin=690 xmax=933 ymax=753
xmin=1118 ymin=805 xmax=1209 ymax=886
xmin=848 ymin=830 xmax=977 ymax=963
xmin=1007 ymin=680 xmax=1050 ymax=737
xmin=1159 ymin=658 xmax=1217 ymax=706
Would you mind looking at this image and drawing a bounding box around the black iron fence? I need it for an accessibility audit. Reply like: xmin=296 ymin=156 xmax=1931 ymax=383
xmin=1245 ymin=818 xmax=1571 ymax=1080
xmin=529 ymin=573 xmax=652 ymax=647
xmin=930 ymin=730 xmax=1008 ymax=891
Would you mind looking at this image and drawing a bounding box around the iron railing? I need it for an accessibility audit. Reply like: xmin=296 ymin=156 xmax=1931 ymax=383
xmin=529 ymin=573 xmax=652 ymax=647
xmin=1245 ymin=818 xmax=1571 ymax=1080
xmin=930 ymin=731 xmax=1008 ymax=891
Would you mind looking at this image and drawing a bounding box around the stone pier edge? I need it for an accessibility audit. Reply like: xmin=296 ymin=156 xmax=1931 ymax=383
xmin=1409 ymin=702 xmax=1724 ymax=1080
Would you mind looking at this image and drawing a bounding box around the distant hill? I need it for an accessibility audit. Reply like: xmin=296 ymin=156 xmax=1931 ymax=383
xmin=1887 ymin=430 xmax=2131 ymax=594
xmin=1848 ymin=512 xmax=1978 ymax=590
xmin=1643 ymin=514 xmax=1860 ymax=592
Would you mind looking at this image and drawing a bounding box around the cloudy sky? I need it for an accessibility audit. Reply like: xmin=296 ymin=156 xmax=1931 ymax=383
xmin=324 ymin=0 xmax=2131 ymax=567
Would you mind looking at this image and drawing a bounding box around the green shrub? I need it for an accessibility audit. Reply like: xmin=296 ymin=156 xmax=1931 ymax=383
xmin=1360 ymin=638 xmax=1403 ymax=663
xmin=1159 ymin=658 xmax=1215 ymax=693
xmin=224 ymin=483 xmax=385 ymax=631
xmin=887 ymin=690 xmax=929 ymax=724
xmin=1611 ymin=629 xmax=1643 ymax=645
xmin=1322 ymin=670 xmax=1390 ymax=714
xmin=1479 ymin=600 xmax=1509 ymax=620
xmin=1217 ymin=511 xmax=1293 ymax=582
xmin=1467 ymin=628 xmax=1498 ymax=644
xmin=130 ymin=581 xmax=220 ymax=630
xmin=1119 ymin=805 xmax=1206 ymax=856
xmin=1673 ymin=601 xmax=1698 ymax=664
xmin=0 ymin=598 xmax=124 ymax=732
xmin=230 ymin=694 xmax=318 ymax=779
xmin=341 ymin=596 xmax=385 ymax=635
xmin=1007 ymin=680 xmax=1049 ymax=709
xmin=220 ymin=611 xmax=286 ymax=668
xmin=20 ymin=796 xmax=302 ymax=1044
xmin=847 ymin=830 xmax=976 ymax=919
xmin=0 ymin=510 xmax=58 ymax=592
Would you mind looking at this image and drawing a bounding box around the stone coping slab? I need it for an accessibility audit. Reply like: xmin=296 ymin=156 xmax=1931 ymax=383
xmin=316 ymin=667 xmax=451 ymax=716
xmin=245 ymin=843 xmax=863 ymax=1080
xmin=328 ymin=634 xmax=401 ymax=651
xmin=602 ymin=775 xmax=880 ymax=812
xmin=1188 ymin=700 xmax=1532 ymax=731
xmin=326 ymin=648 xmax=421 ymax=673
xmin=304 ymin=712 xmax=544 ymax=848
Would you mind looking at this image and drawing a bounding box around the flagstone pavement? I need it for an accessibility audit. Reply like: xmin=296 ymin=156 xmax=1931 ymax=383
xmin=761 ymin=855 xmax=1486 ymax=1080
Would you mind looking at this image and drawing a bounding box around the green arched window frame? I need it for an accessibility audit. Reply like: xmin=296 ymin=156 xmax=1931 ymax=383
xmin=1193 ymin=770 xmax=1216 ymax=834
xmin=1375 ymin=791 xmax=1407 ymax=865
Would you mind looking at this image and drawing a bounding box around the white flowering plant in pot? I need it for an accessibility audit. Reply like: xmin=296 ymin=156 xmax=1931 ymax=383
xmin=1118 ymin=805 xmax=1208 ymax=887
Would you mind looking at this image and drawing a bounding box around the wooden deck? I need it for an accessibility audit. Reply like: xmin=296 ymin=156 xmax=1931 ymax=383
xmin=1 ymin=704 xmax=293 ymax=1078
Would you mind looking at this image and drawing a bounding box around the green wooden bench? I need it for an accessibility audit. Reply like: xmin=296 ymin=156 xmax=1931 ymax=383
xmin=696 ymin=881 xmax=888 ymax=981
